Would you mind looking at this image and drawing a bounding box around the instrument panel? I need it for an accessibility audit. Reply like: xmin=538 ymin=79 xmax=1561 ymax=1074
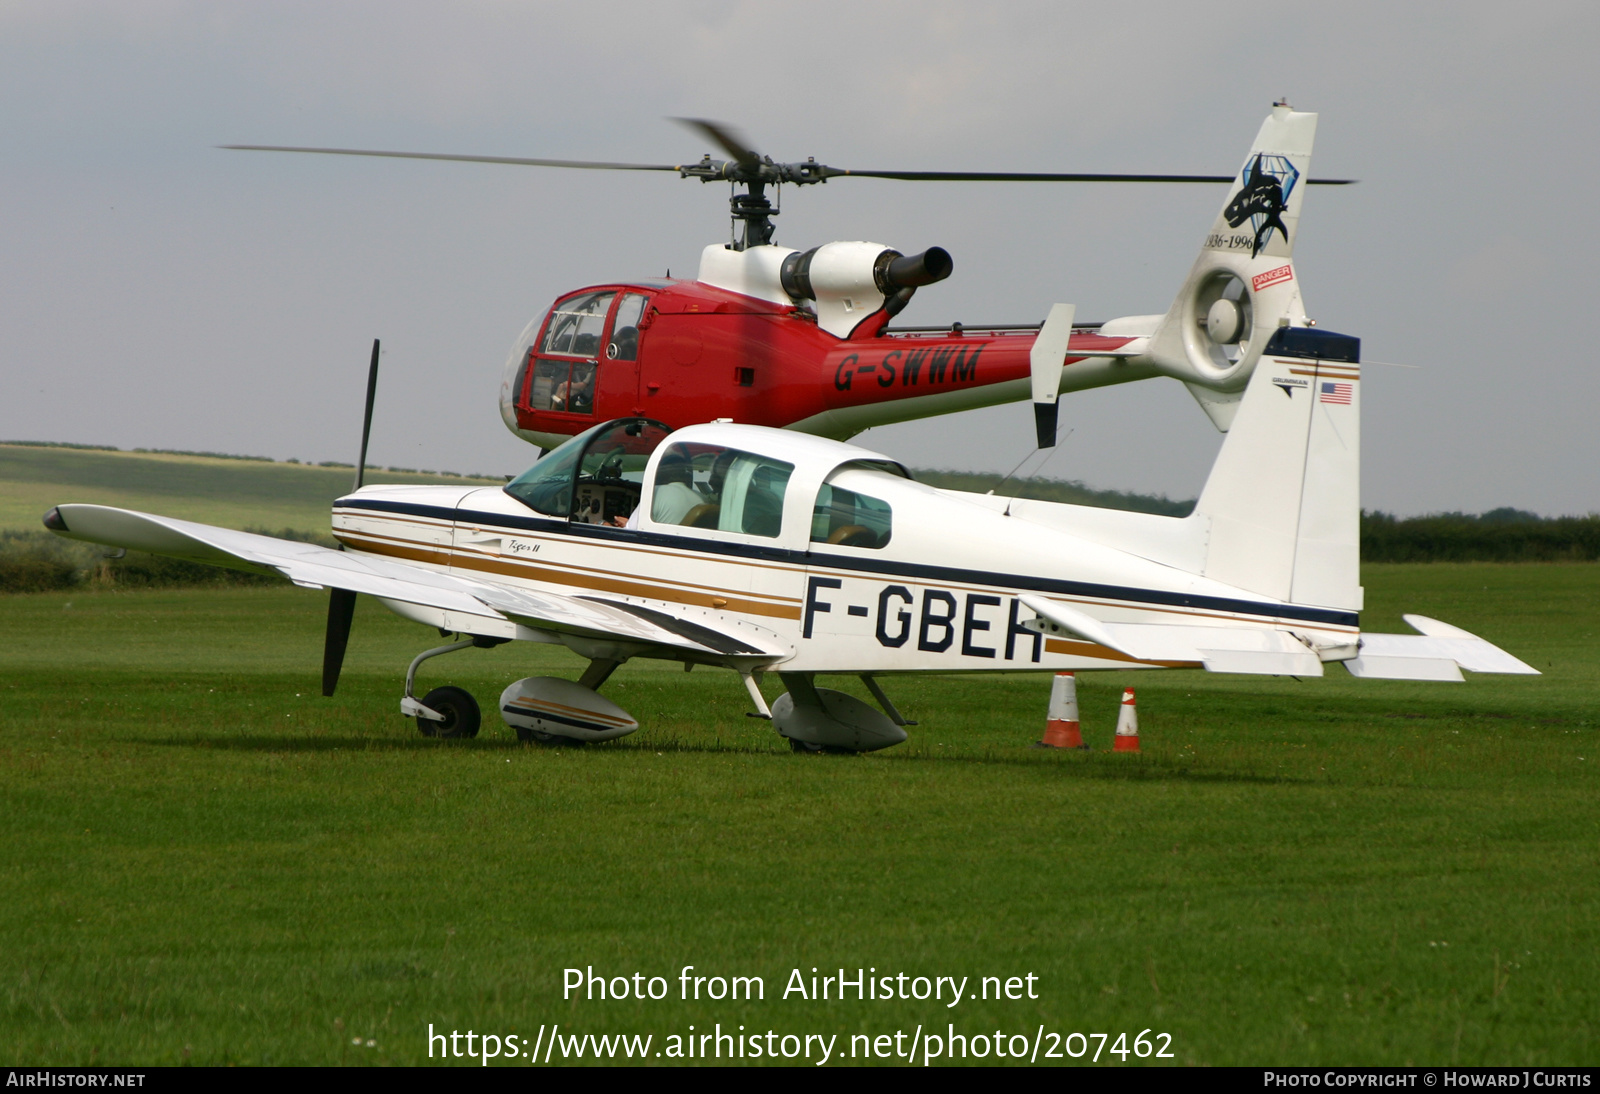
xmin=573 ymin=482 xmax=639 ymax=525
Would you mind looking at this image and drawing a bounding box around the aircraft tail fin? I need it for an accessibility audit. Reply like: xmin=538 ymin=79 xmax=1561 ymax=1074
xmin=1189 ymin=323 xmax=1362 ymax=610
xmin=1145 ymin=103 xmax=1321 ymax=431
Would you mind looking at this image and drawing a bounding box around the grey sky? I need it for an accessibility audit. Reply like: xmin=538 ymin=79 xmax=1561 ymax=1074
xmin=2 ymin=1 xmax=1595 ymax=515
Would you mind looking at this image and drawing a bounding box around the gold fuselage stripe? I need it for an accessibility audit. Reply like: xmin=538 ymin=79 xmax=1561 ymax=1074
xmin=335 ymin=529 xmax=803 ymax=620
xmin=335 ymin=515 xmax=1357 ymax=638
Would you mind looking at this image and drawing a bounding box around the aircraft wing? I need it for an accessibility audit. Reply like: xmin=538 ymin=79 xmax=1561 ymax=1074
xmin=44 ymin=504 xmax=792 ymax=665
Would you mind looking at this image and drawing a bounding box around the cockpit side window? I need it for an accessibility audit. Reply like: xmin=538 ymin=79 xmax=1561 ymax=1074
xmin=812 ymin=481 xmax=892 ymax=549
xmin=608 ymin=293 xmax=649 ymax=362
xmin=649 ymin=442 xmax=794 ymax=538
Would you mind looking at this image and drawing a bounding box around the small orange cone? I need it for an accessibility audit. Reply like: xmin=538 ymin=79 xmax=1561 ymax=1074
xmin=1112 ymin=687 xmax=1140 ymax=752
xmin=1038 ymin=672 xmax=1088 ymax=749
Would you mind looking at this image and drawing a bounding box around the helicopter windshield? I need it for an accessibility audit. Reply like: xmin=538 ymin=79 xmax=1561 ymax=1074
xmin=504 ymin=417 xmax=672 ymax=523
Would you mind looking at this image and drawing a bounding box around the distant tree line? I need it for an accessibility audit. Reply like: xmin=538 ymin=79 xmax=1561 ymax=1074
xmin=915 ymin=470 xmax=1599 ymax=562
xmin=1 ymin=441 xmax=503 ymax=481
xmin=912 ymin=469 xmax=1195 ymax=516
xmin=4 ymin=473 xmax=1595 ymax=593
xmin=1360 ymin=508 xmax=1600 ymax=562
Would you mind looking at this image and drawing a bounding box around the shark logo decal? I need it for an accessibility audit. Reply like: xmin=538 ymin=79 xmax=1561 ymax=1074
xmin=1224 ymin=154 xmax=1300 ymax=257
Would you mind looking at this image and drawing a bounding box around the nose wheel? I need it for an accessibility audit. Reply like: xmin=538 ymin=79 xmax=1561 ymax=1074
xmin=416 ymin=686 xmax=481 ymax=739
xmin=401 ymin=637 xmax=498 ymax=739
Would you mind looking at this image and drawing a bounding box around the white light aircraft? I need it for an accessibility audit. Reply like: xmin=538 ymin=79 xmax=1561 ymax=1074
xmin=42 ymin=110 xmax=1536 ymax=752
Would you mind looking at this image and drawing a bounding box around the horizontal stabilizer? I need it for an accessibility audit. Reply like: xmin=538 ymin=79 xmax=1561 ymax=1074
xmin=1347 ymin=615 xmax=1539 ymax=679
xmin=1198 ymin=647 xmax=1323 ymax=676
xmin=1019 ymin=594 xmax=1132 ymax=656
xmin=1020 ymin=596 xmax=1329 ymax=675
xmin=1345 ymin=656 xmax=1464 ymax=682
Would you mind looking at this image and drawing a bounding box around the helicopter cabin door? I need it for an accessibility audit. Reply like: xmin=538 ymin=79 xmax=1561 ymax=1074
xmin=518 ymin=289 xmax=614 ymax=430
xmin=516 ymin=290 xmax=653 ymax=431
xmin=598 ymin=291 xmax=650 ymax=415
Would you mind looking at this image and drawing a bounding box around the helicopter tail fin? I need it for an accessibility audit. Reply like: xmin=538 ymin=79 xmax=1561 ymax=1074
xmin=1143 ymin=104 xmax=1322 ymax=431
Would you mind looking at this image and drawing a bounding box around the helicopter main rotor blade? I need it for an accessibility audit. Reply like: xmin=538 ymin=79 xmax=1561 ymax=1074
xmin=672 ymin=118 xmax=761 ymax=170
xmin=831 ymin=168 xmax=1356 ymax=185
xmin=222 ymin=144 xmax=1355 ymax=186
xmin=221 ymin=145 xmax=685 ymax=172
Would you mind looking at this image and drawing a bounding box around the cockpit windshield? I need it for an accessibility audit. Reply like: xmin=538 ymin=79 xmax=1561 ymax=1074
xmin=504 ymin=418 xmax=672 ymax=523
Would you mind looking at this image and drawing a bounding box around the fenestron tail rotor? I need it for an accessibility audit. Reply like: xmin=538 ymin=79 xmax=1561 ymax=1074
xmin=223 ymin=120 xmax=1353 ymax=251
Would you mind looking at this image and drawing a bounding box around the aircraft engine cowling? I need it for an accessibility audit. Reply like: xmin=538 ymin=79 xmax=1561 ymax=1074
xmin=781 ymin=242 xmax=952 ymax=339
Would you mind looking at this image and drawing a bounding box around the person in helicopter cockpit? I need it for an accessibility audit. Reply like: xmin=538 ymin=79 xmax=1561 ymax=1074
xmin=560 ymin=363 xmax=596 ymax=414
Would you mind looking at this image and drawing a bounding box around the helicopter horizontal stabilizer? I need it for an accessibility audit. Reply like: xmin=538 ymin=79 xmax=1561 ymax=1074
xmin=1030 ymin=303 xmax=1076 ymax=447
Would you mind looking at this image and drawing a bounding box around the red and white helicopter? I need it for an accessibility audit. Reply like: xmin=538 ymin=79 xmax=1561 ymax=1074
xmin=47 ymin=108 xmax=1534 ymax=752
xmin=228 ymin=105 xmax=1353 ymax=452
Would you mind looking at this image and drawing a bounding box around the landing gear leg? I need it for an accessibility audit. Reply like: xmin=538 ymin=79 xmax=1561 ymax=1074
xmin=740 ymin=671 xmax=772 ymax=720
xmin=401 ymin=638 xmax=484 ymax=738
xmin=859 ymin=674 xmax=917 ymax=726
xmin=577 ymin=658 xmax=621 ymax=690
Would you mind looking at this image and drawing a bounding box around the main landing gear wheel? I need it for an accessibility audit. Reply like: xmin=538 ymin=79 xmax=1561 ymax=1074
xmin=788 ymin=737 xmax=856 ymax=755
xmin=514 ymin=726 xmax=586 ymax=746
xmin=417 ymin=686 xmax=481 ymax=739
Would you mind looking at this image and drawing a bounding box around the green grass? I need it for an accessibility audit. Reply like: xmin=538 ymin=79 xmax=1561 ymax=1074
xmin=0 ymin=443 xmax=506 ymax=535
xmin=1 ymin=564 xmax=1597 ymax=1066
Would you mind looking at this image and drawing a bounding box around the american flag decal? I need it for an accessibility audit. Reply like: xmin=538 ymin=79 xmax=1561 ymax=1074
xmin=1320 ymin=381 xmax=1352 ymax=405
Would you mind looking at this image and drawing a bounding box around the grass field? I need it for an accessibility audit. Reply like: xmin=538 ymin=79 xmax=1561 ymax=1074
xmin=0 ymin=444 xmax=505 ymax=535
xmin=2 ymin=563 xmax=1595 ymax=1066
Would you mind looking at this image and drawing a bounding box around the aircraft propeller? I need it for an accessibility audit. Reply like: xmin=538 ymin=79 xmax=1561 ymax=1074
xmin=321 ymin=338 xmax=381 ymax=697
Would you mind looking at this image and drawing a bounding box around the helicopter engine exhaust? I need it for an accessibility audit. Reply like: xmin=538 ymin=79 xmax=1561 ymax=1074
xmin=880 ymin=246 xmax=953 ymax=291
xmin=780 ymin=244 xmax=953 ymax=304
xmin=779 ymin=242 xmax=953 ymax=337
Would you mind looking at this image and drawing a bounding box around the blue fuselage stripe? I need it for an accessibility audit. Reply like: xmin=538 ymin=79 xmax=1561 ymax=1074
xmin=336 ymin=496 xmax=1359 ymax=629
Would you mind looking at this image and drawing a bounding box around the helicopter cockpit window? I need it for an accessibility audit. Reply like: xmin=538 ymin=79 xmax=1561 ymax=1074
xmin=504 ymin=418 xmax=672 ymax=523
xmin=649 ymin=442 xmax=794 ymax=539
xmin=530 ymin=358 xmax=596 ymax=414
xmin=526 ymin=291 xmax=616 ymax=415
xmin=608 ymin=293 xmax=648 ymax=362
xmin=811 ymin=481 xmax=892 ymax=549
xmin=540 ymin=291 xmax=616 ymax=357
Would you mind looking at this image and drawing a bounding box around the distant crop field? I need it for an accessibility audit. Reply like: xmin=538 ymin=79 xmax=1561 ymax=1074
xmin=0 ymin=443 xmax=504 ymax=535
xmin=1 ymin=564 xmax=1595 ymax=1066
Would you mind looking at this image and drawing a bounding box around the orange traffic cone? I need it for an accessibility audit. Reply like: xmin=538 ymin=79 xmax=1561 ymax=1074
xmin=1038 ymin=672 xmax=1088 ymax=749
xmin=1113 ymin=690 xmax=1139 ymax=751
xmin=1112 ymin=687 xmax=1140 ymax=752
